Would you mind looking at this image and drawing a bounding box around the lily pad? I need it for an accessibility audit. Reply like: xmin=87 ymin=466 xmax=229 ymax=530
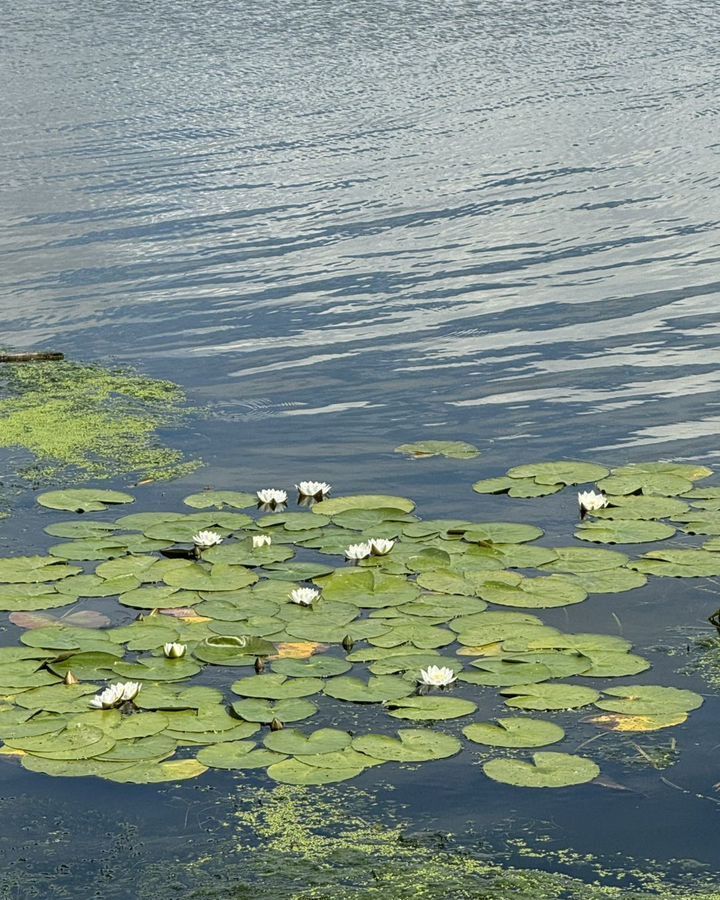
xmin=501 ymin=683 xmax=600 ymax=711
xmin=463 ymin=523 xmax=544 ymax=545
xmin=263 ymin=727 xmax=351 ymax=755
xmin=463 ymin=718 xmax=565 ymax=748
xmin=230 ymin=697 xmax=317 ymax=724
xmin=231 ymin=673 xmax=323 ymax=700
xmin=575 ymin=519 xmax=675 ymax=544
xmin=183 ymin=491 xmax=256 ymax=510
xmin=352 ymin=728 xmax=461 ymax=762
xmin=323 ymin=675 xmax=415 ymax=704
xmin=483 ymin=752 xmax=599 ymax=788
xmin=395 ymin=440 xmax=479 ymax=460
xmin=507 ymin=461 xmax=609 ymax=486
xmin=594 ymin=685 xmax=703 ymax=715
xmin=386 ymin=695 xmax=477 ymax=721
xmin=37 ymin=489 xmax=135 ymax=513
xmin=267 ymin=758 xmax=365 ymax=784
xmin=313 ymin=495 xmax=415 ymax=516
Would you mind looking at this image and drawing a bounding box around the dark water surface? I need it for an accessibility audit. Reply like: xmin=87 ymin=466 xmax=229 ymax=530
xmin=2 ymin=0 xmax=720 ymax=893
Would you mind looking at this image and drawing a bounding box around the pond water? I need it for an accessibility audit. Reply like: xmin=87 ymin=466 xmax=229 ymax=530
xmin=2 ymin=0 xmax=720 ymax=895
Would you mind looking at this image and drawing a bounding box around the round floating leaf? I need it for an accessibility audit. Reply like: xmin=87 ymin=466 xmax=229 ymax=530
xmin=592 ymin=495 xmax=690 ymax=520
xmin=580 ymin=652 xmax=650 ymax=678
xmin=0 ymin=556 xmax=82 ymax=584
xmin=369 ymin=624 xmax=455 ymax=650
xmin=584 ymin=712 xmax=688 ymax=732
xmin=49 ymin=539 xmax=130 ymax=561
xmin=472 ymin=477 xmax=563 ymax=498
xmin=333 ymin=509 xmax=417 ymax=531
xmin=231 ymin=673 xmax=323 ymax=700
xmin=37 ymin=490 xmax=135 ymax=513
xmin=96 ymin=735 xmax=178 ymax=763
xmin=184 ymin=491 xmax=256 ymax=510
xmin=464 ymin=718 xmax=565 ymax=748
xmin=271 ymin=657 xmax=351 ymax=678
xmin=163 ymin=563 xmax=257 ymax=593
xmin=463 ymin=523 xmax=544 ymax=545
xmin=105 ymin=758 xmax=208 ymax=783
xmin=44 ymin=521 xmax=118 ymax=539
xmin=267 ymin=758 xmax=365 ymax=784
xmin=395 ymin=440 xmax=479 ymax=459
xmin=566 ymin=569 xmax=648 ymax=594
xmin=119 ymin=586 xmax=201 ymax=610
xmin=313 ymin=495 xmax=415 ymax=516
xmin=467 ymin=544 xmax=559 ymax=570
xmin=295 ymin=747 xmax=382 ymax=770
xmin=460 ymin=658 xmax=564 ymax=687
xmin=16 ymin=684 xmax=99 ymax=713
xmin=204 ymin=541 xmax=294 ymax=568
xmin=55 ymin=574 xmax=141 ymax=598
xmin=21 ymin=756 xmax=137 ymax=779
xmin=261 ymin=562 xmax=335 ymax=582
xmin=113 ymin=655 xmax=202 ymax=681
xmin=193 ymin=635 xmax=275 ymax=666
xmin=264 ymin=728 xmax=351 ymax=755
xmin=5 ymin=722 xmax=113 ymax=759
xmin=483 ymin=752 xmax=599 ymax=788
xmin=315 ymin=569 xmax=419 ymax=608
xmin=612 ymin=462 xmax=712 ymax=481
xmin=478 ymin=573 xmax=587 ymax=609
xmin=231 ymin=697 xmax=317 ymax=724
xmin=368 ymin=652 xmax=461 ymax=677
xmin=323 ymin=675 xmax=415 ymax=704
xmin=48 ymin=652 xmax=122 ymax=681
xmin=111 ymin=712 xmax=170 ymax=740
xmin=594 ymin=685 xmax=703 ymax=715
xmin=352 ymin=728 xmax=461 ymax=762
xmin=540 ymin=547 xmax=629 ymax=574
xmin=597 ymin=473 xmax=692 ymax=497
xmin=501 ymin=684 xmax=600 ymax=711
xmin=386 ymin=695 xmax=477 ymax=721
xmin=506 ymin=461 xmax=609 ymax=486
xmin=632 ymin=549 xmax=720 ymax=577
xmin=575 ymin=519 xmax=675 ymax=545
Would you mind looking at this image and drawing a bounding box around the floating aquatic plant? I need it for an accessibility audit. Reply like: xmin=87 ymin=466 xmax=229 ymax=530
xmin=0 ymin=455 xmax=713 ymax=785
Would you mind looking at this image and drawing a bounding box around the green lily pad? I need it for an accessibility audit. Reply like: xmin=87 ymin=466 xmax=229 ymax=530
xmin=231 ymin=673 xmax=323 ymax=700
xmin=271 ymin=657 xmax=351 ymax=678
xmin=313 ymin=495 xmax=415 ymax=516
xmin=0 ymin=556 xmax=82 ymax=584
xmin=261 ymin=562 xmax=335 ymax=582
xmin=54 ymin=574 xmax=141 ymax=598
xmin=478 ymin=573 xmax=587 ymax=609
xmin=163 ymin=563 xmax=258 ymax=592
xmin=112 ymin=656 xmax=202 ymax=682
xmin=230 ymin=697 xmax=317 ymax=724
xmin=507 ymin=461 xmax=609 ymax=486
xmin=464 ymin=718 xmax=565 ymax=748
xmin=264 ymin=727 xmax=351 ymax=755
xmin=463 ymin=523 xmax=544 ymax=544
xmin=323 ymin=675 xmax=415 ymax=703
xmin=565 ymin=569 xmax=648 ymax=594
xmin=595 ymin=685 xmax=703 ymax=715
xmin=472 ymin=477 xmax=563 ymax=498
xmin=104 ymin=758 xmax=208 ymax=783
xmin=369 ymin=623 xmax=455 ymax=650
xmin=315 ymin=569 xmax=419 ymax=608
xmin=184 ymin=491 xmax=256 ymax=510
xmin=597 ymin=473 xmax=693 ymax=497
xmin=483 ymin=752 xmax=599 ymax=788
xmin=395 ymin=440 xmax=479 ymax=459
xmin=267 ymin=758 xmax=365 ymax=784
xmin=631 ymin=549 xmax=720 ymax=577
xmin=539 ymin=547 xmax=629 ymax=574
xmin=49 ymin=538 xmax=130 ymax=561
xmin=37 ymin=489 xmax=135 ymax=513
xmin=386 ymin=695 xmax=477 ymax=721
xmin=501 ymin=683 xmax=600 ymax=711
xmin=575 ymin=519 xmax=675 ymax=544
xmin=352 ymin=728 xmax=461 ymax=762
xmin=591 ymin=495 xmax=690 ymax=520
xmin=44 ymin=521 xmax=119 ymax=539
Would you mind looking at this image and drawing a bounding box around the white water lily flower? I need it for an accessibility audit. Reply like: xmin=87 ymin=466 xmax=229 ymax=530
xmin=163 ymin=642 xmax=187 ymax=659
xmin=192 ymin=529 xmax=223 ymax=549
xmin=577 ymin=490 xmax=608 ymax=513
xmin=252 ymin=534 xmax=272 ymax=548
xmin=256 ymin=488 xmax=288 ymax=506
xmin=345 ymin=542 xmax=372 ymax=561
xmin=369 ymin=538 xmax=395 ymax=556
xmin=295 ymin=481 xmax=332 ymax=499
xmin=289 ymin=587 xmax=319 ymax=606
xmin=90 ymin=681 xmax=142 ymax=709
xmin=419 ymin=665 xmax=457 ymax=688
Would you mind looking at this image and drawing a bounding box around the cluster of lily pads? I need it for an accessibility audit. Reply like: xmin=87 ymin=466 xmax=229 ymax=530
xmin=0 ymin=457 xmax=713 ymax=787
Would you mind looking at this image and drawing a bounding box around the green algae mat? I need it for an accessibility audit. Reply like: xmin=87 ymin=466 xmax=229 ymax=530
xmin=0 ymin=458 xmax=716 ymax=786
xmin=0 ymin=359 xmax=200 ymax=486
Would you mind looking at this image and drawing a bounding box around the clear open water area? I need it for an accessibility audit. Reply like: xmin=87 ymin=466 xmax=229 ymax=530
xmin=2 ymin=1 xmax=720 ymax=896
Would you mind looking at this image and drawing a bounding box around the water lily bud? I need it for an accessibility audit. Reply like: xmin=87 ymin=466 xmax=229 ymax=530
xmin=270 ymin=718 xmax=284 ymax=731
xmin=342 ymin=634 xmax=355 ymax=652
xmin=254 ymin=657 xmax=266 ymax=673
xmin=163 ymin=642 xmax=187 ymax=659
xmin=64 ymin=671 xmax=80 ymax=685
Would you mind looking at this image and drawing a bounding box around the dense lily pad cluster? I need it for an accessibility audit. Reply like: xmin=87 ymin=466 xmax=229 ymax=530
xmin=0 ymin=460 xmax=712 ymax=787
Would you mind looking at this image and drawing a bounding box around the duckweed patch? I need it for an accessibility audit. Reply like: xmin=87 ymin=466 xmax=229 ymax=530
xmin=0 ymin=359 xmax=201 ymax=485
